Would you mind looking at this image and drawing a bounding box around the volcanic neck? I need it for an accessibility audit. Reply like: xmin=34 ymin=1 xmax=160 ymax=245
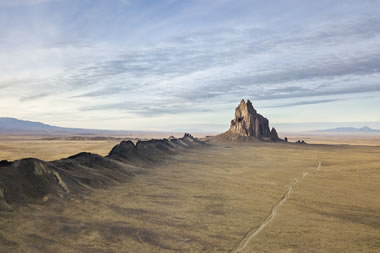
xmin=229 ymin=99 xmax=279 ymax=140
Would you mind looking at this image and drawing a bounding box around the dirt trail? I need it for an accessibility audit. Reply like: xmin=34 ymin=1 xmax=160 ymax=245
xmin=231 ymin=155 xmax=322 ymax=253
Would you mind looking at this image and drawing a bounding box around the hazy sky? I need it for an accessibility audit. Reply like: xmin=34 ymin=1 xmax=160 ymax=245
xmin=1 ymin=0 xmax=380 ymax=132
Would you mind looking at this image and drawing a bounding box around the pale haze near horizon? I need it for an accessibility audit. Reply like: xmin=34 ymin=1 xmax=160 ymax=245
xmin=1 ymin=0 xmax=380 ymax=132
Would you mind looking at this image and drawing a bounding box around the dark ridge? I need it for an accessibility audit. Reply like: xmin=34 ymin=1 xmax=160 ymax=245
xmin=67 ymin=152 xmax=99 ymax=160
xmin=0 ymin=134 xmax=205 ymax=211
xmin=0 ymin=160 xmax=13 ymax=167
xmin=136 ymin=139 xmax=177 ymax=153
xmin=136 ymin=139 xmax=162 ymax=149
xmin=0 ymin=158 xmax=67 ymax=206
xmin=133 ymin=139 xmax=179 ymax=163
xmin=169 ymin=138 xmax=188 ymax=147
xmin=107 ymin=140 xmax=136 ymax=159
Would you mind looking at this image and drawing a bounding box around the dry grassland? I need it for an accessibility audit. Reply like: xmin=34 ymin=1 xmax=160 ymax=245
xmin=283 ymin=132 xmax=380 ymax=146
xmin=0 ymin=139 xmax=122 ymax=161
xmin=0 ymin=140 xmax=379 ymax=252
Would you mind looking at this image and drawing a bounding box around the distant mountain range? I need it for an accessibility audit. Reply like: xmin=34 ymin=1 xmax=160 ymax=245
xmin=314 ymin=126 xmax=380 ymax=133
xmin=0 ymin=117 xmax=134 ymax=135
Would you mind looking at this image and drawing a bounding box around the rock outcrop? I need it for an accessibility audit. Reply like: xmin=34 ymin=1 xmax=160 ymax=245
xmin=0 ymin=134 xmax=205 ymax=211
xmin=209 ymin=99 xmax=282 ymax=143
xmin=228 ymin=99 xmax=280 ymax=140
xmin=270 ymin=127 xmax=279 ymax=141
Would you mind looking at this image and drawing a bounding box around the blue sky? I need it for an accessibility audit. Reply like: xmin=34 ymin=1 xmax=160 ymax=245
xmin=1 ymin=0 xmax=380 ymax=132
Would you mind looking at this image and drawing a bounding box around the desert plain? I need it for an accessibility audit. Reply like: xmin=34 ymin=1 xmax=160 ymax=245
xmin=0 ymin=134 xmax=379 ymax=253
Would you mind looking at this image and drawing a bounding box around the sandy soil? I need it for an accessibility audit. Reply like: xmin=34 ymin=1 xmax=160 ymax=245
xmin=0 ymin=141 xmax=379 ymax=252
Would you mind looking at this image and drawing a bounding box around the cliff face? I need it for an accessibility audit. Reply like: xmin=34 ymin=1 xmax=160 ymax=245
xmin=228 ymin=99 xmax=279 ymax=140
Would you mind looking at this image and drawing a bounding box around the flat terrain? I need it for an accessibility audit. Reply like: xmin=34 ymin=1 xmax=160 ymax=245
xmin=0 ymin=138 xmax=123 ymax=161
xmin=283 ymin=132 xmax=380 ymax=146
xmin=0 ymin=141 xmax=380 ymax=252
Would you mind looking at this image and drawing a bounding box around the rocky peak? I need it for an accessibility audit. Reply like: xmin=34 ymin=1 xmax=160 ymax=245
xmin=270 ymin=127 xmax=279 ymax=140
xmin=229 ymin=99 xmax=279 ymax=140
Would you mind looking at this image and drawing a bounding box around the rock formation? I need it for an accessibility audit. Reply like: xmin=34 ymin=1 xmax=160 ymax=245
xmin=270 ymin=127 xmax=279 ymax=141
xmin=0 ymin=134 xmax=204 ymax=211
xmin=228 ymin=99 xmax=280 ymax=141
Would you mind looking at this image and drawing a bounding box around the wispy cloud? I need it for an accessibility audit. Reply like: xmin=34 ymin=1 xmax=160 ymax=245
xmin=262 ymin=99 xmax=344 ymax=108
xmin=80 ymin=101 xmax=212 ymax=116
xmin=58 ymin=15 xmax=380 ymax=106
xmin=1 ymin=0 xmax=380 ymax=130
xmin=20 ymin=93 xmax=49 ymax=102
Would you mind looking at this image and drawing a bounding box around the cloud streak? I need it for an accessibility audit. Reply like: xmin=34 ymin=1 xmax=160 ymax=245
xmin=1 ymin=0 xmax=380 ymax=130
xmin=58 ymin=15 xmax=380 ymax=106
xmin=20 ymin=93 xmax=49 ymax=102
xmin=262 ymin=99 xmax=344 ymax=108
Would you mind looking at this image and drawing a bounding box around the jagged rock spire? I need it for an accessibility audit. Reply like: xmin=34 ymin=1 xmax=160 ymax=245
xmin=229 ymin=99 xmax=277 ymax=139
